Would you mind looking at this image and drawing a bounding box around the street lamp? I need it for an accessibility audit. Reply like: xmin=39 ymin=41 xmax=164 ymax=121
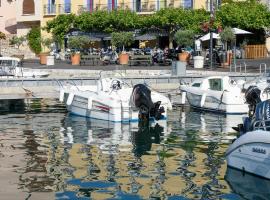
xmin=209 ymin=0 xmax=214 ymax=69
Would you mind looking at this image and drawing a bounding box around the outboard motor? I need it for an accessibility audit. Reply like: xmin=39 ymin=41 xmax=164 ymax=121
xmin=238 ymin=85 xmax=270 ymax=134
xmin=245 ymin=85 xmax=261 ymax=116
xmin=131 ymin=84 xmax=165 ymax=121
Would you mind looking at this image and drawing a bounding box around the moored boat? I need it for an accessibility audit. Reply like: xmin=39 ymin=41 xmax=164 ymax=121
xmin=180 ymin=76 xmax=249 ymax=114
xmin=226 ymin=85 xmax=270 ymax=179
xmin=59 ymin=77 xmax=172 ymax=122
xmin=0 ymin=56 xmax=49 ymax=78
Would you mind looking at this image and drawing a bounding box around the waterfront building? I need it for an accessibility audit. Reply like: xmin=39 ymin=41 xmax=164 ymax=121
xmin=0 ymin=0 xmax=17 ymax=34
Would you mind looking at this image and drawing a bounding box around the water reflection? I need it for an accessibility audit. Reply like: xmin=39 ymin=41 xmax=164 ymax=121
xmin=54 ymin=115 xmax=169 ymax=199
xmin=1 ymin=99 xmax=267 ymax=199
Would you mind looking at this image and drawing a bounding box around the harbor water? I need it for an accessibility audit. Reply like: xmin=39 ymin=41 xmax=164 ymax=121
xmin=0 ymin=99 xmax=269 ymax=200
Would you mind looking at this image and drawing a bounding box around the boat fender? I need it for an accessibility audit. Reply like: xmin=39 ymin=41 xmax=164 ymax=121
xmin=59 ymin=90 xmax=64 ymax=102
xmin=200 ymin=93 xmax=206 ymax=107
xmin=88 ymin=98 xmax=92 ymax=109
xmin=66 ymin=93 xmax=74 ymax=105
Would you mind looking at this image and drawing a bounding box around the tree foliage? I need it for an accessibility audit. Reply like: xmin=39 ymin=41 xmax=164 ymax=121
xmin=216 ymin=1 xmax=270 ymax=30
xmin=75 ymin=10 xmax=140 ymax=33
xmin=10 ymin=36 xmax=26 ymax=48
xmin=45 ymin=14 xmax=76 ymax=45
xmin=174 ymin=30 xmax=195 ymax=47
xmin=43 ymin=3 xmax=270 ymax=47
xmin=68 ymin=36 xmax=91 ymax=53
xmin=0 ymin=31 xmax=6 ymax=40
xmin=111 ymin=32 xmax=134 ymax=51
xmin=27 ymin=27 xmax=41 ymax=54
xmin=220 ymin=27 xmax=235 ymax=43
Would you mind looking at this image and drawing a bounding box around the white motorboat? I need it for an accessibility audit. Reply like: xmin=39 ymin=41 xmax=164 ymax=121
xmin=180 ymin=76 xmax=249 ymax=114
xmin=226 ymin=86 xmax=270 ymax=179
xmin=226 ymin=130 xmax=270 ymax=179
xmin=0 ymin=57 xmax=49 ymax=78
xmin=59 ymin=77 xmax=172 ymax=122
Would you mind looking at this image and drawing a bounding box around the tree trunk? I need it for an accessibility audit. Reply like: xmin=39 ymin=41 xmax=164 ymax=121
xmin=169 ymin=33 xmax=173 ymax=49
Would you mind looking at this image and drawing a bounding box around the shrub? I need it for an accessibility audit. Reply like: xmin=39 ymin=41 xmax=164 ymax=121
xmin=174 ymin=30 xmax=195 ymax=48
xmin=68 ymin=36 xmax=91 ymax=53
xmin=111 ymin=32 xmax=134 ymax=52
xmin=27 ymin=27 xmax=41 ymax=54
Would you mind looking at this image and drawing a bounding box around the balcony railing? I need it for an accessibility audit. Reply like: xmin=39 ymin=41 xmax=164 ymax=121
xmin=44 ymin=4 xmax=56 ymax=15
xmin=45 ymin=0 xmax=196 ymax=16
xmin=77 ymin=3 xmax=94 ymax=14
xmin=59 ymin=4 xmax=71 ymax=14
xmin=44 ymin=4 xmax=71 ymax=15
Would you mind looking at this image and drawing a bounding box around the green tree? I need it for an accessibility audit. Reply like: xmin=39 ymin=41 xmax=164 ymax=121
xmin=27 ymin=27 xmax=41 ymax=54
xmin=111 ymin=32 xmax=134 ymax=51
xmin=216 ymin=1 xmax=270 ymax=30
xmin=144 ymin=8 xmax=208 ymax=48
xmin=174 ymin=30 xmax=195 ymax=48
xmin=220 ymin=27 xmax=236 ymax=50
xmin=152 ymin=8 xmax=184 ymax=48
xmin=45 ymin=14 xmax=76 ymax=46
xmin=75 ymin=10 xmax=140 ymax=33
xmin=0 ymin=31 xmax=6 ymax=40
xmin=10 ymin=36 xmax=26 ymax=48
xmin=68 ymin=36 xmax=91 ymax=53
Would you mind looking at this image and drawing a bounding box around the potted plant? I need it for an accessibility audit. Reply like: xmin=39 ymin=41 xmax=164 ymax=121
xmin=39 ymin=37 xmax=54 ymax=65
xmin=220 ymin=27 xmax=236 ymax=67
xmin=68 ymin=36 xmax=90 ymax=65
xmin=174 ymin=29 xmax=195 ymax=62
xmin=111 ymin=32 xmax=134 ymax=65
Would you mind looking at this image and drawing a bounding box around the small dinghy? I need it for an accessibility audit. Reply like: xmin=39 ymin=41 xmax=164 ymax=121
xmin=226 ymin=85 xmax=270 ymax=179
xmin=59 ymin=78 xmax=172 ymax=122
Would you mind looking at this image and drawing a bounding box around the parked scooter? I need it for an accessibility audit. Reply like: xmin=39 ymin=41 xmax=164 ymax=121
xmin=152 ymin=49 xmax=172 ymax=65
xmin=101 ymin=50 xmax=119 ymax=65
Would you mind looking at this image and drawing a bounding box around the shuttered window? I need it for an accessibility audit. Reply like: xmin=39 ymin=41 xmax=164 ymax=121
xmin=23 ymin=0 xmax=35 ymax=15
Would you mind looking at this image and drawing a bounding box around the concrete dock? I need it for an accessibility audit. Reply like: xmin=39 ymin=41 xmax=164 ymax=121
xmin=0 ymin=58 xmax=268 ymax=100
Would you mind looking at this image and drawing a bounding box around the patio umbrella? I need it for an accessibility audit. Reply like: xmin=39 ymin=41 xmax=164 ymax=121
xmin=199 ymin=33 xmax=220 ymax=41
xmin=232 ymin=28 xmax=252 ymax=35
xmin=135 ymin=33 xmax=156 ymax=40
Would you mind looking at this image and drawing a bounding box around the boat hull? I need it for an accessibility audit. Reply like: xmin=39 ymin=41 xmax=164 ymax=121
xmin=183 ymin=89 xmax=248 ymax=114
xmin=60 ymin=81 xmax=171 ymax=122
xmin=226 ymin=130 xmax=270 ymax=179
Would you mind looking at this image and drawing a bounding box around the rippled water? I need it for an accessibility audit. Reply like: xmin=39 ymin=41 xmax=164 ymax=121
xmin=0 ymin=99 xmax=269 ymax=200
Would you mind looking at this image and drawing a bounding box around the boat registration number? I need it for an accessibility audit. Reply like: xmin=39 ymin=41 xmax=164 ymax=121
xmin=252 ymin=147 xmax=266 ymax=154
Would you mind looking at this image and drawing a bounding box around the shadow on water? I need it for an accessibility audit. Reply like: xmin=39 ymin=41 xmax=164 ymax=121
xmin=0 ymin=99 xmax=66 ymax=114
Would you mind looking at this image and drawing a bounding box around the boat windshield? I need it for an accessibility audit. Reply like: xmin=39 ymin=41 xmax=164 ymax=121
xmin=208 ymin=79 xmax=223 ymax=91
xmin=0 ymin=59 xmax=18 ymax=69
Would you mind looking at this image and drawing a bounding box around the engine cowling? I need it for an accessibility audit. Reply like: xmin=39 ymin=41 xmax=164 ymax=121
xmin=131 ymin=84 xmax=164 ymax=121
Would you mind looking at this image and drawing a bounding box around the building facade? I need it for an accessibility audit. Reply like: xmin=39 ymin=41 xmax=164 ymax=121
xmin=0 ymin=0 xmax=17 ymax=35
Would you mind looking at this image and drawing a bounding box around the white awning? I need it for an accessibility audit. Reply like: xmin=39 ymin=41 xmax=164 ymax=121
xmin=199 ymin=33 xmax=220 ymax=41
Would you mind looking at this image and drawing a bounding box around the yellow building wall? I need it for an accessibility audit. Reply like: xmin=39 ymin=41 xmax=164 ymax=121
xmin=194 ymin=0 xmax=207 ymax=9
